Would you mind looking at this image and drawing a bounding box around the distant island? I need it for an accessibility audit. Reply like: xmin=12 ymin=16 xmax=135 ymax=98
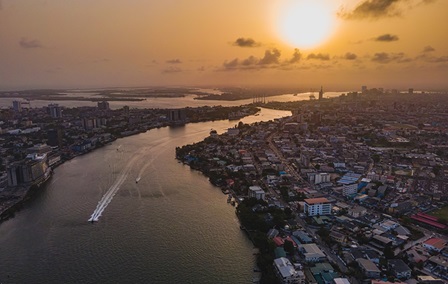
xmin=1 ymin=86 xmax=312 ymax=102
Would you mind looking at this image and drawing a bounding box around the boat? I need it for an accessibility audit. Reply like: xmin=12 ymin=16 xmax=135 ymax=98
xmin=135 ymin=177 xmax=141 ymax=183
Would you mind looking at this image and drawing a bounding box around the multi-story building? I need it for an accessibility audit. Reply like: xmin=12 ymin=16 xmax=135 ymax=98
xmin=12 ymin=100 xmax=22 ymax=112
xmin=357 ymin=258 xmax=381 ymax=279
xmin=388 ymin=259 xmax=411 ymax=279
xmin=342 ymin=183 xmax=358 ymax=196
xmin=314 ymin=173 xmax=330 ymax=185
xmin=167 ymin=108 xmax=187 ymax=122
xmin=248 ymin=186 xmax=265 ymax=200
xmin=48 ymin=104 xmax=63 ymax=118
xmin=97 ymin=101 xmax=110 ymax=110
xmin=273 ymin=257 xmax=305 ymax=284
xmin=298 ymin=244 xmax=326 ymax=262
xmin=303 ymin=198 xmax=332 ymax=216
xmin=7 ymin=154 xmax=50 ymax=187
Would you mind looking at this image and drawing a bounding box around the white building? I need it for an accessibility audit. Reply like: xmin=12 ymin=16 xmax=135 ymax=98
xmin=248 ymin=186 xmax=265 ymax=200
xmin=273 ymin=257 xmax=305 ymax=284
xmin=342 ymin=183 xmax=358 ymax=196
xmin=303 ymin=198 xmax=332 ymax=216
xmin=314 ymin=173 xmax=330 ymax=185
xmin=333 ymin=278 xmax=350 ymax=284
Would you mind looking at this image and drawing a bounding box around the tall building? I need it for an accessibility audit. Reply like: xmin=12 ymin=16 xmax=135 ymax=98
xmin=12 ymin=101 xmax=22 ymax=112
xmin=48 ymin=104 xmax=63 ymax=118
xmin=314 ymin=173 xmax=330 ymax=185
xmin=168 ymin=108 xmax=187 ymax=122
xmin=408 ymin=88 xmax=414 ymax=95
xmin=318 ymin=86 xmax=324 ymax=100
xmin=97 ymin=101 xmax=110 ymax=110
xmin=6 ymin=154 xmax=50 ymax=187
xmin=47 ymin=129 xmax=64 ymax=148
xmin=361 ymin=86 xmax=367 ymax=94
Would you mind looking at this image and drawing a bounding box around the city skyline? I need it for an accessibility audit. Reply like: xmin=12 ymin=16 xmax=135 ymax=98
xmin=0 ymin=0 xmax=447 ymax=90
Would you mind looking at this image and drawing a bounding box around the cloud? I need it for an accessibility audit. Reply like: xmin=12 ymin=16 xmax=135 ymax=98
xmin=422 ymin=46 xmax=435 ymax=53
xmin=371 ymin=52 xmax=411 ymax=63
xmin=339 ymin=0 xmax=437 ymax=20
xmin=344 ymin=52 xmax=358 ymax=60
xmin=339 ymin=0 xmax=401 ymax=19
xmin=19 ymin=38 xmax=42 ymax=49
xmin=223 ymin=58 xmax=239 ymax=69
xmin=220 ymin=49 xmax=336 ymax=71
xmin=259 ymin=49 xmax=281 ymax=65
xmin=419 ymin=55 xmax=448 ymax=63
xmin=375 ymin=34 xmax=399 ymax=42
xmin=232 ymin=37 xmax=260 ymax=48
xmin=162 ymin=66 xmax=182 ymax=73
xmin=289 ymin=49 xmax=302 ymax=63
xmin=241 ymin=56 xmax=258 ymax=66
xmin=166 ymin=59 xmax=182 ymax=64
xmin=221 ymin=49 xmax=281 ymax=71
xmin=307 ymin=53 xmax=330 ymax=61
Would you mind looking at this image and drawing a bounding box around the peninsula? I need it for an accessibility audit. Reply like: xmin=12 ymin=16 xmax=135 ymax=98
xmin=176 ymin=91 xmax=448 ymax=283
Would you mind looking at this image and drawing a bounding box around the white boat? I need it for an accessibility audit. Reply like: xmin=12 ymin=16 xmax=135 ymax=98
xmin=135 ymin=177 xmax=141 ymax=183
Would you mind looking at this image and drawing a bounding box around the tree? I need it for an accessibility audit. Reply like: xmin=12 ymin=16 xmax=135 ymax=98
xmin=432 ymin=165 xmax=442 ymax=176
xmin=372 ymin=154 xmax=381 ymax=163
xmin=283 ymin=240 xmax=295 ymax=255
xmin=383 ymin=244 xmax=395 ymax=259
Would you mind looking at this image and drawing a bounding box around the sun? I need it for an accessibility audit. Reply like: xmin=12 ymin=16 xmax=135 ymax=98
xmin=277 ymin=0 xmax=337 ymax=49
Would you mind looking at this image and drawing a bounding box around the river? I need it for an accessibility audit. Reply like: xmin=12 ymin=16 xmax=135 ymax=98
xmin=0 ymin=107 xmax=291 ymax=283
xmin=0 ymin=91 xmax=344 ymax=109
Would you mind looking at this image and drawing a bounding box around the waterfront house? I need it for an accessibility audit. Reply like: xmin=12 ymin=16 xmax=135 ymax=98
xmin=273 ymin=257 xmax=305 ymax=284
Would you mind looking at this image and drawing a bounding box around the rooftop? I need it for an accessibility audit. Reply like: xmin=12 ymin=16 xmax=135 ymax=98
xmin=304 ymin=197 xmax=330 ymax=205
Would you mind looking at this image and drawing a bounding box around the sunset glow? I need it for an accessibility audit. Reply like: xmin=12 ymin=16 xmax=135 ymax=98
xmin=277 ymin=0 xmax=337 ymax=49
xmin=0 ymin=0 xmax=447 ymax=90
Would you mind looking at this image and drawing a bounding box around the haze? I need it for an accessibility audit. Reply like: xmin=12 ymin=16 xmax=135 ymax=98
xmin=0 ymin=0 xmax=447 ymax=90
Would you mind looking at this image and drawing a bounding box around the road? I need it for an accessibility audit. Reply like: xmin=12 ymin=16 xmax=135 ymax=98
xmin=266 ymin=125 xmax=350 ymax=277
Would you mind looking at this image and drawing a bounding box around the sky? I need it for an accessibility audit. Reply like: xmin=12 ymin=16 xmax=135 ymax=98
xmin=0 ymin=0 xmax=447 ymax=91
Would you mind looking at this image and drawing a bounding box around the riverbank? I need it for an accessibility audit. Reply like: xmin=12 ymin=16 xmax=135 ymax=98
xmin=0 ymin=105 xmax=261 ymax=224
xmin=0 ymin=181 xmax=51 ymax=222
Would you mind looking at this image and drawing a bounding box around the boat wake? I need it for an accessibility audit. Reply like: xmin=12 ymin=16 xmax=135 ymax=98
xmin=88 ymin=154 xmax=139 ymax=222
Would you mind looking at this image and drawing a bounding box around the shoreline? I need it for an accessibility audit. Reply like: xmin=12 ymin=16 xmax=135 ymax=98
xmin=0 ymin=108 xmax=260 ymax=225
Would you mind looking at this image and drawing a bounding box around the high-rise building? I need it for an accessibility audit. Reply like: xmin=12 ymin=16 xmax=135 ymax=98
xmin=47 ymin=129 xmax=64 ymax=148
xmin=12 ymin=101 xmax=22 ymax=112
xmin=6 ymin=155 xmax=49 ymax=187
xmin=318 ymin=86 xmax=324 ymax=100
xmin=361 ymin=86 xmax=367 ymax=94
xmin=48 ymin=104 xmax=63 ymax=118
xmin=168 ymin=108 xmax=187 ymax=122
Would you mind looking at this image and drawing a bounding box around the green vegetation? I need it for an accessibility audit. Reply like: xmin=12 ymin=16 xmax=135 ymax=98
xmin=431 ymin=206 xmax=448 ymax=224
xmin=236 ymin=198 xmax=291 ymax=284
